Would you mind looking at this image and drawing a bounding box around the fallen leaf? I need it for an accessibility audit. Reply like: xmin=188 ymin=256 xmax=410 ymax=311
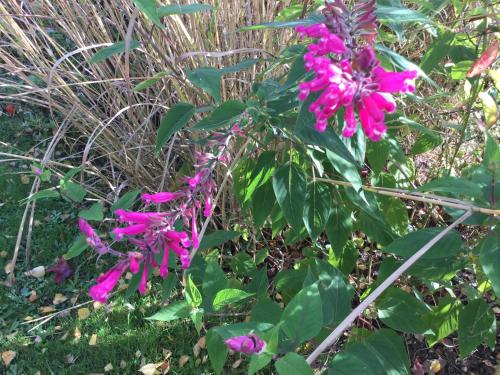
xmin=28 ymin=290 xmax=38 ymax=303
xmin=467 ymin=41 xmax=499 ymax=78
xmin=53 ymin=293 xmax=68 ymax=305
xmin=89 ymin=334 xmax=97 ymax=346
xmin=47 ymin=257 xmax=73 ymax=283
xmin=193 ymin=343 xmax=201 ymax=358
xmin=93 ymin=301 xmax=103 ymax=310
xmin=0 ymin=250 xmax=8 ymax=258
xmin=77 ymin=307 xmax=90 ymax=320
xmin=197 ymin=336 xmax=206 ymax=349
xmin=135 ymin=350 xmax=142 ymax=358
xmin=232 ymin=358 xmax=243 ymax=369
xmin=5 ymin=103 xmax=16 ymax=116
xmin=202 ymin=354 xmax=208 ymax=364
xmin=430 ymin=359 xmax=441 ymax=373
xmin=74 ymin=327 xmax=81 ymax=341
xmin=38 ymin=306 xmax=56 ymax=314
xmin=104 ymin=363 xmax=113 ymax=372
xmin=54 ymin=325 xmax=62 ymax=331
xmin=120 ymin=360 xmax=127 ymax=369
xmin=162 ymin=349 xmax=172 ymax=360
xmin=2 ymin=351 xmax=16 ymax=366
xmin=125 ymin=272 xmax=133 ymax=280
xmin=478 ymin=91 xmax=498 ymax=128
xmin=179 ymin=355 xmax=189 ymax=367
xmin=64 ymin=354 xmax=75 ymax=364
xmin=25 ymin=265 xmax=45 ymax=278
xmin=70 ymin=296 xmax=78 ymax=304
xmin=24 ymin=316 xmax=34 ymax=321
xmin=20 ymin=174 xmax=30 ymax=184
xmin=159 ymin=360 xmax=170 ymax=374
xmin=139 ymin=363 xmax=161 ymax=375
xmin=4 ymin=261 xmax=14 ymax=275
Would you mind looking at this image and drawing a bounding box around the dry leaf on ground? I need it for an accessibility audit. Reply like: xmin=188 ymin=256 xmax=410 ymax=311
xmin=77 ymin=307 xmax=90 ymax=320
xmin=139 ymin=363 xmax=161 ymax=375
xmin=2 ymin=351 xmax=16 ymax=366
xmin=89 ymin=334 xmax=97 ymax=346
xmin=53 ymin=293 xmax=68 ymax=305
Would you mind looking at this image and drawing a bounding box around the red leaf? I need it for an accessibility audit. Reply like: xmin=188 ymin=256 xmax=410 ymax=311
xmin=467 ymin=41 xmax=499 ymax=78
xmin=47 ymin=257 xmax=73 ymax=283
xmin=5 ymin=104 xmax=16 ymax=116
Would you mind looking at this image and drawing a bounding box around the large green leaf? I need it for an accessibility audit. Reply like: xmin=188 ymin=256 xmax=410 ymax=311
xmin=133 ymin=71 xmax=169 ymax=91
xmin=251 ymin=297 xmax=282 ymax=324
xmin=375 ymin=4 xmax=431 ymax=24
xmin=424 ymin=296 xmax=462 ymax=347
xmin=479 ymin=234 xmax=500 ymax=296
xmin=275 ymin=353 xmax=313 ymax=375
xmin=156 ymin=103 xmax=195 ymax=152
xmin=23 ymin=189 xmax=60 ymax=203
xmin=303 ymin=182 xmax=332 ymax=240
xmin=206 ymin=329 xmax=228 ymax=375
xmin=78 ymin=202 xmax=103 ymax=221
xmin=377 ymin=287 xmax=432 ymax=334
xmin=249 ymin=353 xmax=273 ymax=375
xmin=146 ymin=301 xmax=191 ymax=321
xmin=416 ymin=176 xmax=485 ymax=199
xmin=326 ymin=206 xmax=353 ymax=253
xmin=157 ymin=3 xmax=214 ymax=16
xmin=62 ymin=182 xmax=87 ymax=202
xmin=212 ymin=289 xmax=254 ymax=311
xmin=383 ymin=227 xmax=463 ymax=259
xmin=420 ymin=31 xmax=455 ymax=73
xmin=64 ymin=234 xmax=89 ymax=260
xmin=458 ymin=298 xmax=496 ymax=358
xmin=273 ymin=163 xmax=307 ymax=229
xmin=191 ymin=100 xmax=246 ymax=131
xmin=89 ymin=40 xmax=141 ymax=64
xmin=244 ymin=151 xmax=276 ymax=202
xmin=186 ymin=60 xmax=259 ymax=102
xmin=280 ymin=283 xmax=323 ymax=344
xmin=132 ymin=0 xmax=164 ymax=28
xmin=252 ymin=180 xmax=275 ymax=228
xmin=198 ymin=230 xmax=240 ymax=251
xmin=314 ymin=261 xmax=354 ymax=325
xmin=329 ymin=329 xmax=410 ymax=375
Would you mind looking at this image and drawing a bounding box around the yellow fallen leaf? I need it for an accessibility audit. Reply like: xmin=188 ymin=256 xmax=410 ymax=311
xmin=430 ymin=359 xmax=441 ymax=373
xmin=74 ymin=327 xmax=81 ymax=341
xmin=89 ymin=333 xmax=97 ymax=346
xmin=20 ymin=174 xmax=30 ymax=184
xmin=232 ymin=358 xmax=243 ymax=369
xmin=179 ymin=355 xmax=189 ymax=367
xmin=38 ymin=306 xmax=56 ymax=314
xmin=25 ymin=265 xmax=45 ymax=278
xmin=479 ymin=91 xmax=498 ymax=128
xmin=139 ymin=363 xmax=161 ymax=375
xmin=24 ymin=316 xmax=34 ymax=321
xmin=53 ymin=293 xmax=68 ymax=305
xmin=4 ymin=261 xmax=14 ymax=275
xmin=2 ymin=351 xmax=16 ymax=366
xmin=77 ymin=307 xmax=90 ymax=320
xmin=197 ymin=336 xmax=206 ymax=349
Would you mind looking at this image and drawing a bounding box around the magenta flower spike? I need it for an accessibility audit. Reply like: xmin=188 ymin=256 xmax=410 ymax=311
xmin=78 ymin=218 xmax=111 ymax=255
xmin=225 ymin=334 xmax=266 ymax=355
xmin=141 ymin=191 xmax=183 ymax=204
xmin=89 ymin=260 xmax=129 ymax=302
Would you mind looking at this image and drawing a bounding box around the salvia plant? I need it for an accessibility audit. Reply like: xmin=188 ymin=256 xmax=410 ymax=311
xmin=27 ymin=0 xmax=498 ymax=374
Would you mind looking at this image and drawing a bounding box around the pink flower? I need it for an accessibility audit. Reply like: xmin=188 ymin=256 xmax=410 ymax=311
xmin=141 ymin=192 xmax=183 ymax=204
xmin=138 ymin=262 xmax=149 ymax=295
xmin=115 ymin=209 xmax=165 ymax=224
xmin=89 ymin=260 xmax=129 ymax=302
xmin=113 ymin=224 xmax=147 ymax=240
xmin=225 ymin=334 xmax=266 ymax=354
xmin=47 ymin=257 xmax=73 ymax=283
xmin=128 ymin=252 xmax=142 ymax=274
xmin=159 ymin=247 xmax=169 ymax=278
xmin=78 ymin=218 xmax=110 ymax=255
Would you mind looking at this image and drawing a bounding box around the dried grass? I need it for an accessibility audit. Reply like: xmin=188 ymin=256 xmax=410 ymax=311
xmin=0 ymin=0 xmax=294 ymax=193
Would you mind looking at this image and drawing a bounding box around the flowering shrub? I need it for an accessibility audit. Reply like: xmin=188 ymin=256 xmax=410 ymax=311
xmin=45 ymin=0 xmax=498 ymax=373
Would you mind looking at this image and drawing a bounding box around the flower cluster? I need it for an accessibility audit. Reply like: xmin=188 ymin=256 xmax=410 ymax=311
xmin=296 ymin=1 xmax=418 ymax=141
xmin=80 ymin=128 xmax=241 ymax=303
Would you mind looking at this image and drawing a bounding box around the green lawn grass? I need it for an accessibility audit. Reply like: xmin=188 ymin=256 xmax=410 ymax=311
xmin=0 ymin=110 xmax=223 ymax=374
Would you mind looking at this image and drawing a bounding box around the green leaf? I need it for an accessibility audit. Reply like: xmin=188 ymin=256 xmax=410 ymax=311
xmin=420 ymin=31 xmax=455 ymax=73
xmin=64 ymin=234 xmax=89 ymax=260
xmin=244 ymin=151 xmax=276 ymax=202
xmin=212 ymin=289 xmax=254 ymax=311
xmin=110 ymin=189 xmax=141 ymax=212
xmin=238 ymin=14 xmax=323 ymax=31
xmin=383 ymin=227 xmax=463 ymax=259
xmin=251 ymin=297 xmax=282 ymax=324
xmin=156 ymin=103 xmax=195 ymax=152
xmin=246 ymin=267 xmax=269 ymax=296
xmin=328 ymin=241 xmax=359 ymax=276
xmin=191 ymin=100 xmax=246 ymax=131
xmin=424 ymin=296 xmax=462 ymax=347
xmin=280 ymin=283 xmax=323 ymax=344
xmin=326 ymin=207 xmax=353 ymax=253
xmin=132 ymin=0 xmax=164 ymax=28
xmin=89 ymin=40 xmax=141 ymax=64
xmin=450 ymin=60 xmax=473 ymax=80
xmin=249 ymin=353 xmax=273 ymax=375
xmin=198 ymin=230 xmax=240 ymax=251
xmin=62 ymin=182 xmax=87 ymax=202
xmin=146 ymin=301 xmax=191 ymax=321
xmin=186 ymin=275 xmax=202 ymax=307
xmin=328 ymin=329 xmax=410 ymax=375
xmin=377 ymin=287 xmax=431 ymax=334
xmin=411 ymin=132 xmax=443 ymax=155
xmin=458 ymin=298 xmax=496 ymax=358
xmin=273 ymin=163 xmax=307 ymax=229
xmin=367 ymin=139 xmax=390 ymax=174
xmin=187 ymin=60 xmax=259 ymax=102
xmin=206 ymin=329 xmax=228 ymax=375
xmin=157 ymin=3 xmax=214 ymax=16
xmin=417 ymin=176 xmax=485 ymax=199
xmin=202 ymin=261 xmax=227 ymax=302
xmin=303 ymin=182 xmax=332 ymax=240
xmin=133 ymin=71 xmax=169 ymax=91
xmin=275 ymin=268 xmax=308 ymax=303
xmin=314 ymin=261 xmax=354 ymax=325
xmin=275 ymin=353 xmax=313 ymax=375
xmin=23 ymin=189 xmax=60 ymax=203
xmin=252 ymin=180 xmax=275 ymax=228
xmin=375 ymin=4 xmax=431 ymax=24
xmin=479 ymin=234 xmax=500 ymax=296
xmin=78 ymin=202 xmax=103 ymax=221
xmin=191 ymin=308 xmax=204 ymax=333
